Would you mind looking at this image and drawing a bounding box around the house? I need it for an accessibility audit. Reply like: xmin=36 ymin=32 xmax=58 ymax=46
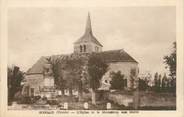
xmin=22 ymin=57 xmax=56 ymax=98
xmin=22 ymin=13 xmax=139 ymax=98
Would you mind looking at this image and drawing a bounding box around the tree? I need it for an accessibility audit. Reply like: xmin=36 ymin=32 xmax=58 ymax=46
xmin=49 ymin=55 xmax=89 ymax=101
xmin=138 ymin=78 xmax=148 ymax=91
xmin=170 ymin=77 xmax=176 ymax=93
xmin=158 ymin=74 xmax=161 ymax=92
xmin=130 ymin=68 xmax=137 ymax=90
xmin=46 ymin=57 xmax=65 ymax=94
xmin=162 ymin=73 xmax=168 ymax=92
xmin=110 ymin=71 xmax=125 ymax=90
xmin=88 ymin=54 xmax=108 ymax=105
xmin=163 ymin=42 xmax=176 ymax=78
xmin=8 ymin=67 xmax=13 ymax=102
xmin=63 ymin=58 xmax=85 ymax=98
xmin=154 ymin=72 xmax=159 ymax=92
xmin=8 ymin=66 xmax=24 ymax=103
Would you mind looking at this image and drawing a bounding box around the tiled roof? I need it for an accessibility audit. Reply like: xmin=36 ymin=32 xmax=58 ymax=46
xmin=26 ymin=57 xmax=48 ymax=74
xmin=97 ymin=49 xmax=138 ymax=63
xmin=26 ymin=54 xmax=86 ymax=74
xmin=74 ymin=33 xmax=103 ymax=47
xmin=26 ymin=49 xmax=137 ymax=74
xmin=26 ymin=55 xmax=69 ymax=74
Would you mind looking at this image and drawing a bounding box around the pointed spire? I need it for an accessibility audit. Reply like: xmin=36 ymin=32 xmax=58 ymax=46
xmin=85 ymin=12 xmax=93 ymax=34
xmin=74 ymin=12 xmax=103 ymax=47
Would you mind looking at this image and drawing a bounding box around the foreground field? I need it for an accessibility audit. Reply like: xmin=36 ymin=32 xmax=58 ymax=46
xmin=8 ymin=91 xmax=176 ymax=110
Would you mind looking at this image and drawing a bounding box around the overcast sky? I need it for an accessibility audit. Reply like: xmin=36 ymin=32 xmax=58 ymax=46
xmin=8 ymin=7 xmax=176 ymax=75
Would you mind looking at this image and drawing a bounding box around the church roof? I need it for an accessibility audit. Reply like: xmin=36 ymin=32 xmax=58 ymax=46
xmin=26 ymin=49 xmax=137 ymax=74
xmin=97 ymin=49 xmax=138 ymax=63
xmin=74 ymin=13 xmax=103 ymax=47
xmin=26 ymin=54 xmax=85 ymax=75
xmin=26 ymin=56 xmax=49 ymax=74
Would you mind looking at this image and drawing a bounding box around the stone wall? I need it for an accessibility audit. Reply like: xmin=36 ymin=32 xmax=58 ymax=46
xmin=23 ymin=74 xmax=44 ymax=96
xmin=107 ymin=91 xmax=176 ymax=109
xmin=74 ymin=42 xmax=102 ymax=53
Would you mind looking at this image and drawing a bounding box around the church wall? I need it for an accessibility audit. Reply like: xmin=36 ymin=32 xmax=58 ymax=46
xmin=74 ymin=42 xmax=94 ymax=53
xmin=102 ymin=62 xmax=139 ymax=89
xmin=74 ymin=44 xmax=80 ymax=53
xmin=91 ymin=42 xmax=102 ymax=52
xmin=86 ymin=43 xmax=93 ymax=53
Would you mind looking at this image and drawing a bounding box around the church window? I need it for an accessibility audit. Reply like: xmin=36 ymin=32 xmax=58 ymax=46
xmin=83 ymin=45 xmax=86 ymax=52
xmin=80 ymin=45 xmax=82 ymax=52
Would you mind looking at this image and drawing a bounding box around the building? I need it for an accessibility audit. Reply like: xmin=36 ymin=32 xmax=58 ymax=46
xmin=22 ymin=13 xmax=139 ymax=97
xmin=22 ymin=57 xmax=56 ymax=98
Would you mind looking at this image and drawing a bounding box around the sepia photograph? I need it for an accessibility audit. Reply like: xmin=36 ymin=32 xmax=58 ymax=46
xmin=7 ymin=6 xmax=177 ymax=110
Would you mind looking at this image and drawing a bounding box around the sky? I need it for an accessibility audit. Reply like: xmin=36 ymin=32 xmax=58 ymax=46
xmin=8 ymin=6 xmax=176 ymax=75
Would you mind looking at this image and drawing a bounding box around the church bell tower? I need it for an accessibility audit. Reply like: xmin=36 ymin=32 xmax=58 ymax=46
xmin=74 ymin=13 xmax=103 ymax=54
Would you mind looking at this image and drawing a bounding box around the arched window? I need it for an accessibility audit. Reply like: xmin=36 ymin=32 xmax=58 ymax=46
xmin=83 ymin=45 xmax=86 ymax=52
xmin=80 ymin=45 xmax=82 ymax=52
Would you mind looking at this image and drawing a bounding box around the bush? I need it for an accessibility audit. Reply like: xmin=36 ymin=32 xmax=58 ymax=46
xmin=47 ymin=100 xmax=58 ymax=105
xmin=34 ymin=96 xmax=41 ymax=100
xmin=18 ymin=96 xmax=33 ymax=104
xmin=42 ymin=96 xmax=47 ymax=101
xmin=17 ymin=95 xmax=42 ymax=104
xmin=14 ymin=91 xmax=22 ymax=102
xmin=83 ymin=88 xmax=90 ymax=93
xmin=138 ymin=79 xmax=148 ymax=91
xmin=110 ymin=71 xmax=126 ymax=90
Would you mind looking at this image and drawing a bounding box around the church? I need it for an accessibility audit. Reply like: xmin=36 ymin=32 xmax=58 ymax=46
xmin=22 ymin=13 xmax=139 ymax=98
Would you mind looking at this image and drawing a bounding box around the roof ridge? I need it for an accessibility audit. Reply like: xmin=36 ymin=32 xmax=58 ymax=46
xmin=100 ymin=49 xmax=124 ymax=53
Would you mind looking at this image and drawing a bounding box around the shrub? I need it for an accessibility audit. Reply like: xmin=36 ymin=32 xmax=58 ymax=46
xmin=138 ymin=78 xmax=148 ymax=91
xmin=47 ymin=100 xmax=58 ymax=105
xmin=110 ymin=71 xmax=125 ymax=90
xmin=18 ymin=96 xmax=33 ymax=104
xmin=42 ymin=96 xmax=47 ymax=101
xmin=34 ymin=96 xmax=41 ymax=100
